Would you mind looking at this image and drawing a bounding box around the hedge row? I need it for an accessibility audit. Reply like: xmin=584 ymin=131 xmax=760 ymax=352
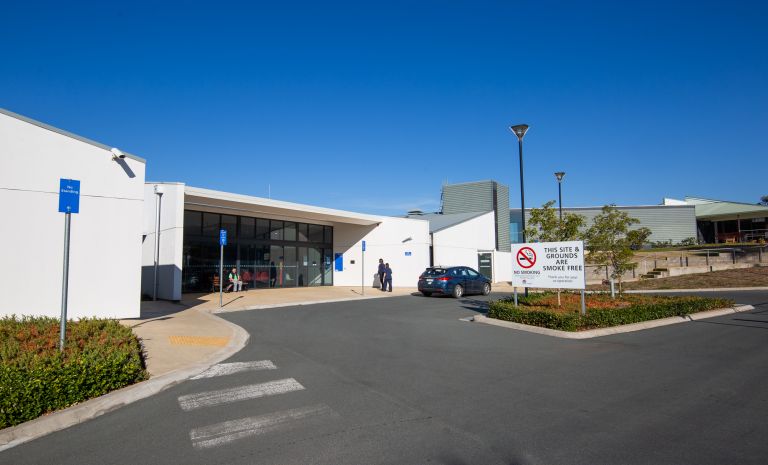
xmin=487 ymin=294 xmax=733 ymax=332
xmin=0 ymin=316 xmax=147 ymax=429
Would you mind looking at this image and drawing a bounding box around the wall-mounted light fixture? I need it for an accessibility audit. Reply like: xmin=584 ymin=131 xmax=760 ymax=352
xmin=111 ymin=147 xmax=126 ymax=161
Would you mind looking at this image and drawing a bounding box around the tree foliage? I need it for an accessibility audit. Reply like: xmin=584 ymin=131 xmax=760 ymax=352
xmin=583 ymin=205 xmax=651 ymax=290
xmin=760 ymin=195 xmax=768 ymax=206
xmin=524 ymin=200 xmax=586 ymax=243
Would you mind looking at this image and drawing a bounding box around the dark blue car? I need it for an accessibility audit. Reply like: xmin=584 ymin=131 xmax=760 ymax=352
xmin=417 ymin=266 xmax=491 ymax=298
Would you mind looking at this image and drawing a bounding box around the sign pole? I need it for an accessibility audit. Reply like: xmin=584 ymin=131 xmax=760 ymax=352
xmin=59 ymin=208 xmax=72 ymax=352
xmin=219 ymin=228 xmax=227 ymax=308
xmin=57 ymin=179 xmax=79 ymax=353
xmin=361 ymin=240 xmax=366 ymax=296
xmin=581 ymin=255 xmax=587 ymax=316
xmin=514 ymin=287 xmax=518 ymax=307
xmin=219 ymin=243 xmax=223 ymax=308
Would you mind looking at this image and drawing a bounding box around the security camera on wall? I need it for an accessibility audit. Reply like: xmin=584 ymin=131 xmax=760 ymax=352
xmin=111 ymin=147 xmax=126 ymax=160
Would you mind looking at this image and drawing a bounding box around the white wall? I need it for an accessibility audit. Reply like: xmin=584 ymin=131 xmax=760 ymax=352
xmin=141 ymin=183 xmax=185 ymax=300
xmin=0 ymin=111 xmax=145 ymax=318
xmin=492 ymin=251 xmax=513 ymax=283
xmin=333 ymin=217 xmax=430 ymax=288
xmin=431 ymin=211 xmax=496 ymax=272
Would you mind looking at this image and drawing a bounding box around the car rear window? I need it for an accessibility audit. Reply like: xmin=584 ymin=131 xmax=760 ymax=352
xmin=422 ymin=268 xmax=447 ymax=277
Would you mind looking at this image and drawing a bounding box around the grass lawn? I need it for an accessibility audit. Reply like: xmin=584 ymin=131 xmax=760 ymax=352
xmin=588 ymin=266 xmax=768 ymax=291
xmin=487 ymin=292 xmax=733 ymax=331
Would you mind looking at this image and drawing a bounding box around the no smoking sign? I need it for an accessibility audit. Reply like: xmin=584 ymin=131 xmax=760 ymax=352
xmin=516 ymin=247 xmax=536 ymax=268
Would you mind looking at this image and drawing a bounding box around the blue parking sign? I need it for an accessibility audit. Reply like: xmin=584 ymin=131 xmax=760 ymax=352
xmin=58 ymin=179 xmax=80 ymax=213
xmin=362 ymin=240 xmax=366 ymax=252
xmin=220 ymin=229 xmax=227 ymax=246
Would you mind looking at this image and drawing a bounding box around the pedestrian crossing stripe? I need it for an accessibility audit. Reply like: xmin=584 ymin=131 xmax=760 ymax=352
xmin=178 ymin=378 xmax=305 ymax=411
xmin=190 ymin=404 xmax=337 ymax=450
xmin=192 ymin=361 xmax=277 ymax=380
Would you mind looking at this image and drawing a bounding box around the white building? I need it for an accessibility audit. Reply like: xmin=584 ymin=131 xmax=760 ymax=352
xmin=0 ymin=108 xmax=145 ymax=319
xmin=406 ymin=211 xmax=513 ymax=283
xmin=142 ymin=183 xmax=431 ymax=300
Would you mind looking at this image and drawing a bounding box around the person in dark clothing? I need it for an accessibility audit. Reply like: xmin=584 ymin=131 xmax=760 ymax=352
xmin=269 ymin=261 xmax=277 ymax=288
xmin=377 ymin=258 xmax=386 ymax=291
xmin=384 ymin=263 xmax=393 ymax=292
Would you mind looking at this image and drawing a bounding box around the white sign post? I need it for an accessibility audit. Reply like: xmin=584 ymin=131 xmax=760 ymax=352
xmin=511 ymin=241 xmax=587 ymax=315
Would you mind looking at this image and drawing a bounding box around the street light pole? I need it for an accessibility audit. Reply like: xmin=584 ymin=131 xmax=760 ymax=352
xmin=511 ymin=124 xmax=529 ymax=297
xmin=555 ymin=172 xmax=565 ymax=222
xmin=153 ymin=185 xmax=164 ymax=301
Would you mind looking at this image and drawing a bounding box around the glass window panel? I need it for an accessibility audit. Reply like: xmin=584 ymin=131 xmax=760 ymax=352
xmin=308 ymin=224 xmax=323 ymax=242
xmin=240 ymin=217 xmax=255 ymax=238
xmin=221 ymin=215 xmax=237 ymax=240
xmin=270 ymin=220 xmax=284 ymax=240
xmin=298 ymin=223 xmax=309 ymax=242
xmin=284 ymin=222 xmax=297 ymax=241
xmin=296 ymin=246 xmax=307 ymax=287
xmin=284 ymin=246 xmax=297 ymax=287
xmin=324 ymin=226 xmax=333 ymax=245
xmin=202 ymin=213 xmax=219 ymax=237
xmin=271 ymin=245 xmax=284 ymax=287
xmin=184 ymin=211 xmax=202 ymax=236
xmin=256 ymin=219 xmax=270 ymax=240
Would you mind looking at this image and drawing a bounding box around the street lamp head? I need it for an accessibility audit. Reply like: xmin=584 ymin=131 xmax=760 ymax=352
xmin=510 ymin=124 xmax=529 ymax=140
xmin=555 ymin=171 xmax=565 ymax=182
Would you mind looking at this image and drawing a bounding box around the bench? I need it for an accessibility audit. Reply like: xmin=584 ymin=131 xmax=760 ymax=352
xmin=211 ymin=275 xmax=227 ymax=292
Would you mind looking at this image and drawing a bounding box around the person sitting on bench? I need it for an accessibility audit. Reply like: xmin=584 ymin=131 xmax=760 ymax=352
xmin=227 ymin=268 xmax=242 ymax=292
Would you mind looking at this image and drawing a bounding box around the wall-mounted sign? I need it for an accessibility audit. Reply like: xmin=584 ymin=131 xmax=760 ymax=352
xmin=405 ymin=251 xmax=412 ymax=256
xmin=511 ymin=241 xmax=585 ymax=289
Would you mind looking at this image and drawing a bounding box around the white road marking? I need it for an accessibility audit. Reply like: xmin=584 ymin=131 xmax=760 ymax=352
xmin=178 ymin=378 xmax=305 ymax=411
xmin=191 ymin=360 xmax=277 ymax=380
xmin=190 ymin=404 xmax=337 ymax=450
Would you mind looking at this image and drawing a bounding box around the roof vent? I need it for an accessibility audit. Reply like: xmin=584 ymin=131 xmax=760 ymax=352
xmin=407 ymin=210 xmax=424 ymax=216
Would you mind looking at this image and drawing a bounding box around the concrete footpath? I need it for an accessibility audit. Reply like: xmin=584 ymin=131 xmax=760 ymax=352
xmin=0 ymin=286 xmax=416 ymax=451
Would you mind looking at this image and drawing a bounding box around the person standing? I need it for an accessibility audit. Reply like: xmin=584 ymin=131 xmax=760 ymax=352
xmin=269 ymin=261 xmax=277 ymax=288
xmin=377 ymin=258 xmax=386 ymax=291
xmin=384 ymin=263 xmax=393 ymax=292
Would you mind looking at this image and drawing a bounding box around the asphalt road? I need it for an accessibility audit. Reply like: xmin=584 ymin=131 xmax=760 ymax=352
xmin=2 ymin=290 xmax=767 ymax=464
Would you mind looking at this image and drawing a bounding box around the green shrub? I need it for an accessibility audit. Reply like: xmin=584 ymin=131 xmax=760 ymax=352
xmin=487 ymin=293 xmax=732 ymax=332
xmin=0 ymin=316 xmax=147 ymax=428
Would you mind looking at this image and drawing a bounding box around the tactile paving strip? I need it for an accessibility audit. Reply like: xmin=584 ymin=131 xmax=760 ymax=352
xmin=169 ymin=335 xmax=230 ymax=347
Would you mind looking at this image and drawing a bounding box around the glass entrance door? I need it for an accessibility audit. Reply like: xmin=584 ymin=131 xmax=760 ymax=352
xmin=308 ymin=247 xmax=322 ymax=286
xmin=478 ymin=252 xmax=493 ymax=280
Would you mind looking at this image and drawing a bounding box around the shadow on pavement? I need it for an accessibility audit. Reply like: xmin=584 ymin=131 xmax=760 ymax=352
xmin=459 ymin=297 xmax=490 ymax=314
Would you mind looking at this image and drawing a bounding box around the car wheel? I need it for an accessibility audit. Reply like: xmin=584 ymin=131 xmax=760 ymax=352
xmin=482 ymin=283 xmax=491 ymax=295
xmin=421 ymin=291 xmax=432 ymax=297
xmin=452 ymin=284 xmax=463 ymax=298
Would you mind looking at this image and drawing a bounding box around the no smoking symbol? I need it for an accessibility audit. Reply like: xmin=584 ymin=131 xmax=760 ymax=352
xmin=517 ymin=247 xmax=536 ymax=269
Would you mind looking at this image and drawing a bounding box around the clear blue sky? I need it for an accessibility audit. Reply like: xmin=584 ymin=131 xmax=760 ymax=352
xmin=2 ymin=1 xmax=766 ymax=215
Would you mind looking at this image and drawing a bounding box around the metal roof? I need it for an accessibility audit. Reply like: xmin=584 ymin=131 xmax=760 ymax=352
xmin=0 ymin=107 xmax=146 ymax=164
xmin=184 ymin=186 xmax=391 ymax=226
xmin=684 ymin=197 xmax=768 ymax=219
xmin=406 ymin=211 xmax=490 ymax=233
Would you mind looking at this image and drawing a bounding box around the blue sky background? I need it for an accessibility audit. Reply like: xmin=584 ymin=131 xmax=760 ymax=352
xmin=2 ymin=1 xmax=766 ymax=215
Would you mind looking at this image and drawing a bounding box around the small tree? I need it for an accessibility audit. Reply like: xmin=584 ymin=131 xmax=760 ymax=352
xmin=759 ymin=195 xmax=768 ymax=206
xmin=584 ymin=205 xmax=651 ymax=293
xmin=525 ymin=200 xmax=586 ymax=242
